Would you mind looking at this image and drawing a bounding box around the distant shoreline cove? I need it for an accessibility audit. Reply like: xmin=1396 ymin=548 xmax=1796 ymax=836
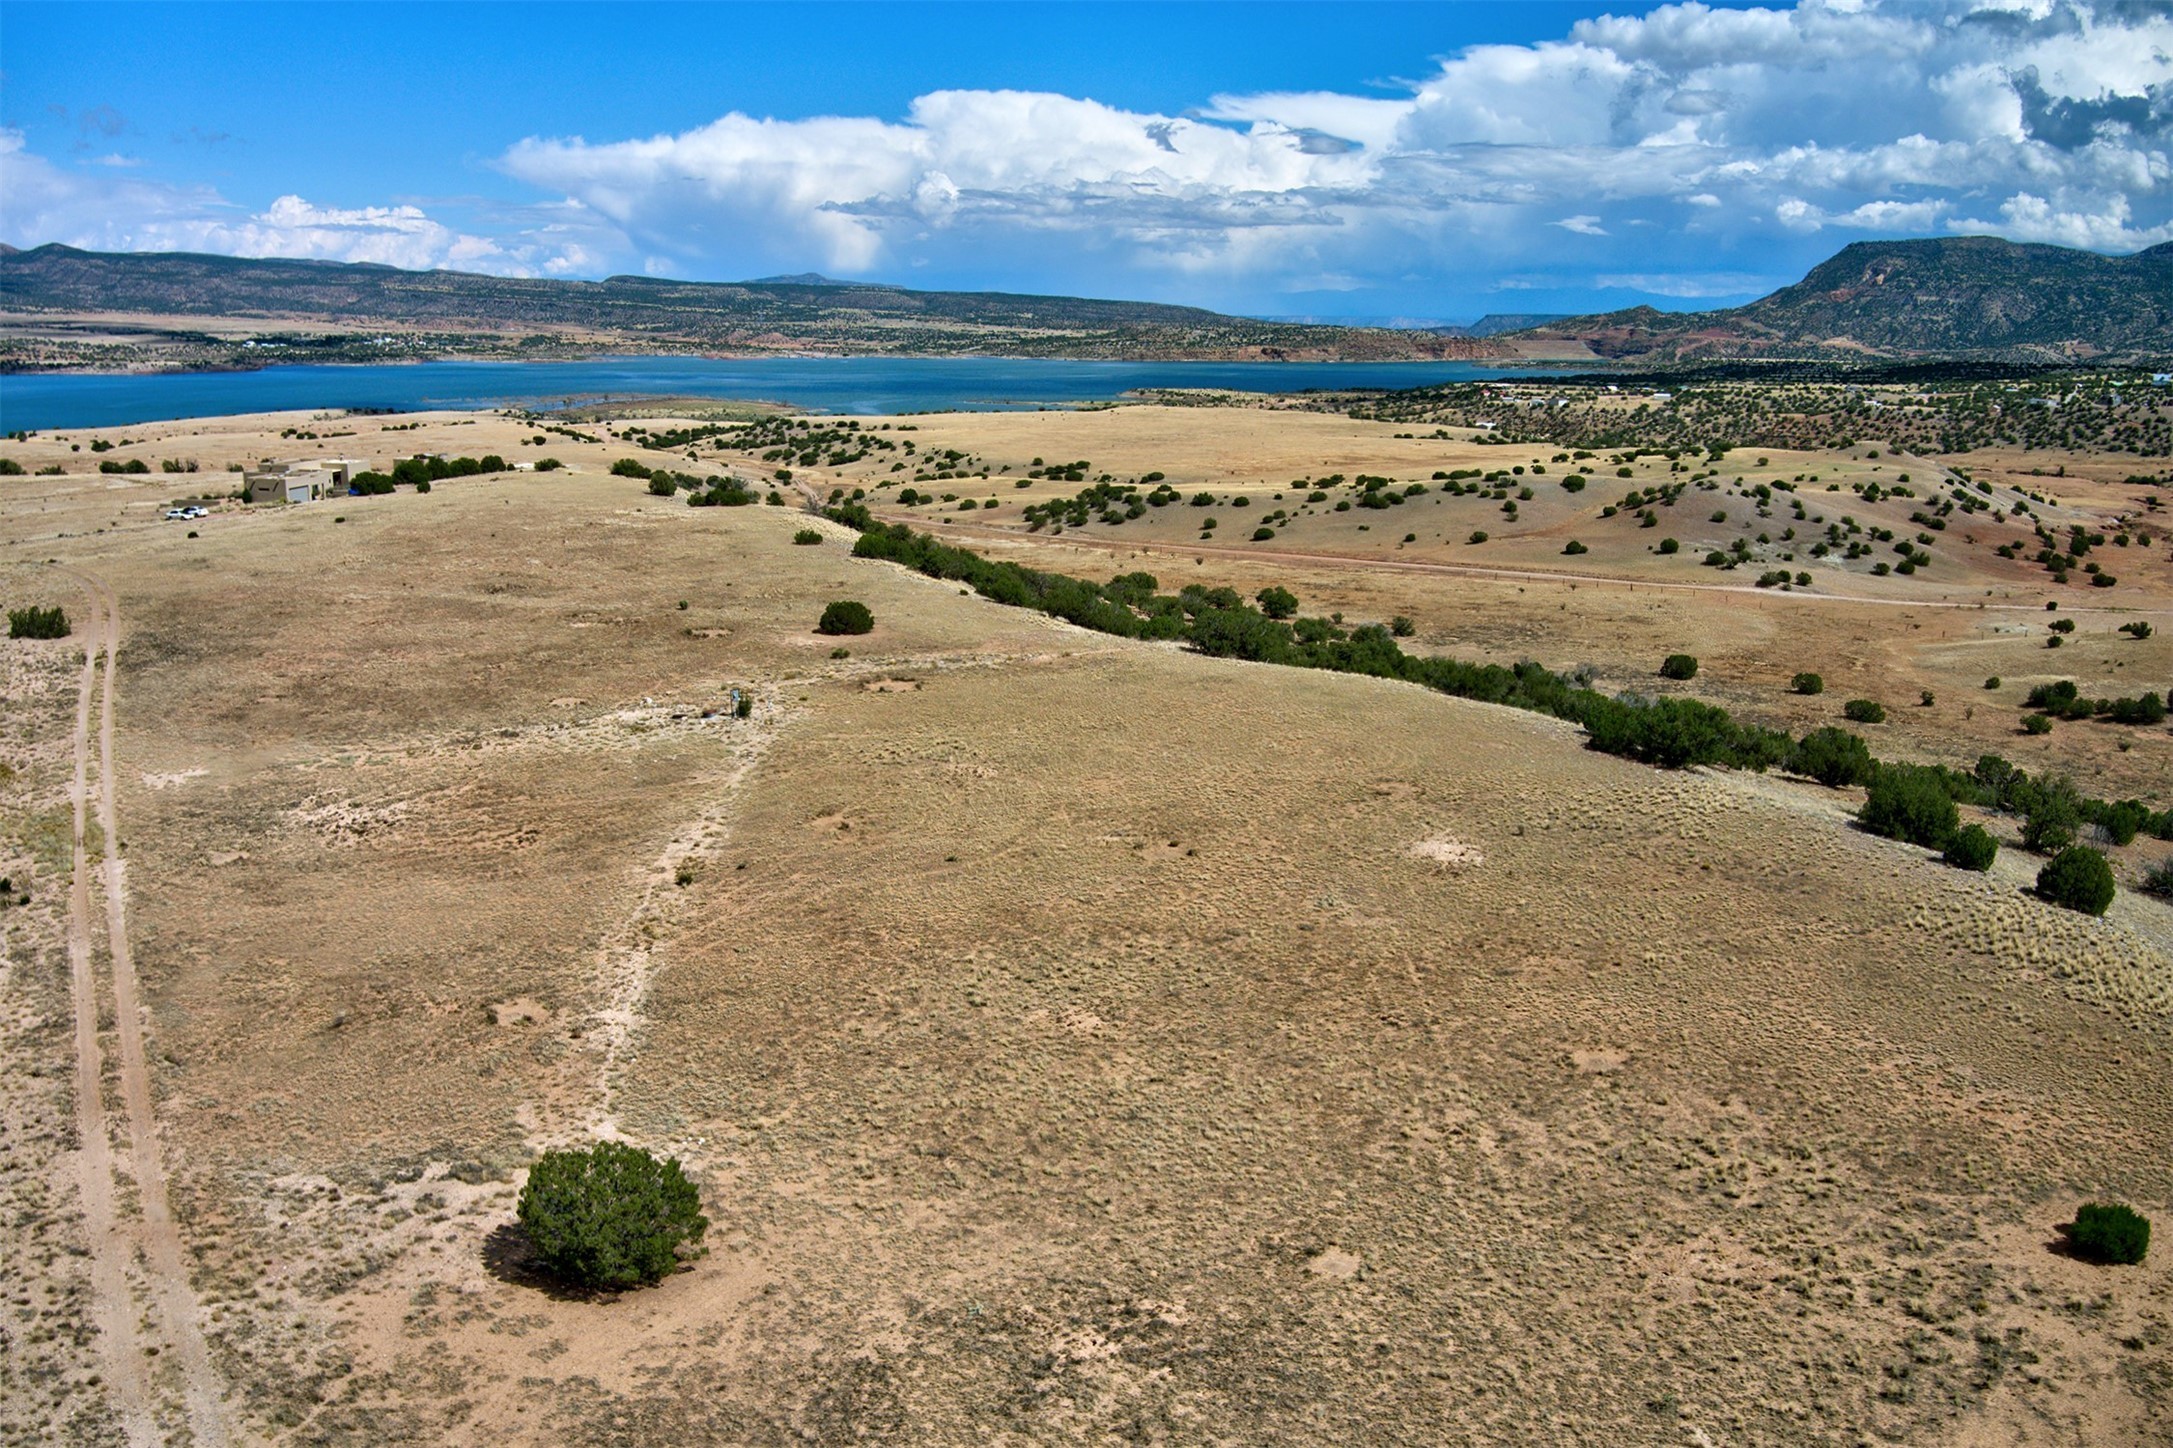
xmin=0 ymin=355 xmax=1561 ymax=431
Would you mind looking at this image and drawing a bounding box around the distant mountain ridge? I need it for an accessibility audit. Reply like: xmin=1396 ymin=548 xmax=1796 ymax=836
xmin=1521 ymin=237 xmax=2173 ymax=362
xmin=1441 ymin=314 xmax=1572 ymax=339
xmin=4 ymin=236 xmax=2166 ymax=369
xmin=0 ymin=244 xmax=1487 ymax=363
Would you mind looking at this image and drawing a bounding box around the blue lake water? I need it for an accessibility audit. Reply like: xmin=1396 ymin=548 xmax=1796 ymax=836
xmin=0 ymin=355 xmax=1552 ymax=431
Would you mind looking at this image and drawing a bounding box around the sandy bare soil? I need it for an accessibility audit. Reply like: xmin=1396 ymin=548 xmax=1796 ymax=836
xmin=1 ymin=407 xmax=2169 ymax=1446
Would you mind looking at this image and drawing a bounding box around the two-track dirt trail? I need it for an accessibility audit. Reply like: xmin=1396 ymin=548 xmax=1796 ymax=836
xmin=63 ymin=575 xmax=149 ymax=1442
xmin=63 ymin=570 xmax=230 ymax=1447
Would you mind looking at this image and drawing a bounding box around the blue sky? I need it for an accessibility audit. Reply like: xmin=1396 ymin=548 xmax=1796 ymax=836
xmin=4 ymin=1 xmax=2171 ymax=321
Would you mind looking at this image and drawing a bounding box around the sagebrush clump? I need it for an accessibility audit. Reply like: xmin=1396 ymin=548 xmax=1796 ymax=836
xmin=2037 ymin=846 xmax=2115 ymax=916
xmin=1943 ymin=823 xmax=1998 ymax=872
xmin=2069 ymin=1202 xmax=2150 ymax=1265
xmin=7 ymin=605 xmax=69 ymax=640
xmin=816 ymin=600 xmax=874 ymax=635
xmin=1788 ymin=727 xmax=1874 ymax=788
xmin=517 ymin=1141 xmax=708 ymax=1290
xmin=2021 ymin=792 xmax=2080 ymax=854
xmin=1859 ymin=765 xmax=1958 ymax=849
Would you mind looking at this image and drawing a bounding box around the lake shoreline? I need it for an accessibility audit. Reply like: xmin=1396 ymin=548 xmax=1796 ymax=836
xmin=0 ymin=341 xmax=1575 ymax=380
xmin=0 ymin=355 xmax=1563 ymax=431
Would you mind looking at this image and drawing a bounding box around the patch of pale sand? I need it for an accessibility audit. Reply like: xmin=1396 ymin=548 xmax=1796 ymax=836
xmin=1940 ymin=1218 xmax=2168 ymax=1447
xmin=1409 ymin=834 xmax=1482 ymax=866
xmin=285 ymin=793 xmax=411 ymax=844
xmin=141 ymin=768 xmax=206 ymax=789
xmin=487 ymin=997 xmax=550 ymax=1027
xmin=1571 ymin=1048 xmax=1630 ymax=1075
xmin=1306 ymin=1247 xmax=1363 ymax=1280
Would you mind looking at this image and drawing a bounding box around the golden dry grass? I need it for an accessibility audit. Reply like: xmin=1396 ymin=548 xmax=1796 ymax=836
xmin=1 ymin=407 xmax=2169 ymax=1446
xmin=801 ymin=405 xmax=2172 ymax=806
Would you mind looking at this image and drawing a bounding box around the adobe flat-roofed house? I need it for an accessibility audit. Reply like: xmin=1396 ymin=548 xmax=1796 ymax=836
xmin=245 ymin=458 xmax=369 ymax=504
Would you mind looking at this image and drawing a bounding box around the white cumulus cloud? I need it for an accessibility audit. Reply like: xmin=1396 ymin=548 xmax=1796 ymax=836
xmin=0 ymin=130 xmax=596 ymax=276
xmin=489 ymin=0 xmax=2173 ymax=308
xmin=8 ymin=0 xmax=2173 ymax=313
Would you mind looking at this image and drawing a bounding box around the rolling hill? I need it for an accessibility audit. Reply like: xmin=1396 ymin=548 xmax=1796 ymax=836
xmin=1523 ymin=236 xmax=2173 ymax=363
xmin=4 ymin=235 xmax=2168 ymax=372
xmin=0 ymin=244 xmax=1487 ymax=365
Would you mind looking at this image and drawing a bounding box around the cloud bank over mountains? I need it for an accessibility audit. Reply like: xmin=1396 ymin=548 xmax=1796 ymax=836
xmin=0 ymin=132 xmax=600 ymax=277
xmin=6 ymin=1 xmax=2170 ymax=311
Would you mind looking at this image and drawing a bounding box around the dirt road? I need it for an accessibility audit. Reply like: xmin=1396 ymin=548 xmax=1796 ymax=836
xmin=64 ymin=573 xmax=150 ymax=1443
xmin=63 ymin=570 xmax=230 ymax=1448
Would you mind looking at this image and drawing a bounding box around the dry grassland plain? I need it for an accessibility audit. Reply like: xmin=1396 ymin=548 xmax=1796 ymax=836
xmin=1 ymin=404 xmax=2169 ymax=1447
